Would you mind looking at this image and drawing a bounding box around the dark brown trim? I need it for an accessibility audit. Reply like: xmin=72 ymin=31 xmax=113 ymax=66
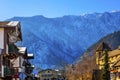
xmin=19 ymin=56 xmax=21 ymax=67
xmin=4 ymin=28 xmax=7 ymax=54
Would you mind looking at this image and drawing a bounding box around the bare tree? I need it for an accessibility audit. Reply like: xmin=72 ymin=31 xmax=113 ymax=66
xmin=66 ymin=53 xmax=99 ymax=80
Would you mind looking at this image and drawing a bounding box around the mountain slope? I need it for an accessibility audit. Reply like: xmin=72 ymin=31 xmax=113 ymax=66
xmin=85 ymin=31 xmax=120 ymax=55
xmin=8 ymin=11 xmax=120 ymax=68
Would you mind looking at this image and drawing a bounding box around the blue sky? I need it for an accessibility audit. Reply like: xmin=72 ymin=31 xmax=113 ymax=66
xmin=0 ymin=0 xmax=120 ymax=20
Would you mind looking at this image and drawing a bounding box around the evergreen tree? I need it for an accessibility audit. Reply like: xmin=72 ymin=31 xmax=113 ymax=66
xmin=102 ymin=50 xmax=110 ymax=80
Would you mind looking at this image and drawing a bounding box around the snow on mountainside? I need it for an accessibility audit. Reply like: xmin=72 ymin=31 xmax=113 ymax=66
xmin=7 ymin=11 xmax=120 ymax=68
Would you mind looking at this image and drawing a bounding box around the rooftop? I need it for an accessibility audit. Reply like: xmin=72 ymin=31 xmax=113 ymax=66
xmin=27 ymin=53 xmax=34 ymax=57
xmin=17 ymin=47 xmax=27 ymax=54
xmin=115 ymin=60 xmax=120 ymax=67
xmin=96 ymin=42 xmax=111 ymax=51
xmin=99 ymin=46 xmax=120 ymax=60
xmin=0 ymin=21 xmax=22 ymax=41
xmin=108 ymin=49 xmax=120 ymax=57
xmin=0 ymin=21 xmax=19 ymax=28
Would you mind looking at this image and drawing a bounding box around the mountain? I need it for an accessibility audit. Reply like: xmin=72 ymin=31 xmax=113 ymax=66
xmin=7 ymin=11 xmax=120 ymax=68
xmin=77 ymin=31 xmax=120 ymax=64
xmin=85 ymin=31 xmax=120 ymax=55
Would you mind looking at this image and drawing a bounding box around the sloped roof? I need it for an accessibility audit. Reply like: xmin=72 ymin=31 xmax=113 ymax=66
xmin=108 ymin=49 xmax=120 ymax=57
xmin=115 ymin=60 xmax=120 ymax=67
xmin=112 ymin=58 xmax=120 ymax=67
xmin=96 ymin=42 xmax=111 ymax=51
xmin=7 ymin=21 xmax=19 ymax=27
xmin=0 ymin=21 xmax=19 ymax=28
xmin=109 ymin=49 xmax=120 ymax=67
xmin=17 ymin=47 xmax=27 ymax=54
xmin=0 ymin=22 xmax=9 ymax=27
xmin=0 ymin=21 xmax=22 ymax=41
xmin=99 ymin=47 xmax=120 ymax=60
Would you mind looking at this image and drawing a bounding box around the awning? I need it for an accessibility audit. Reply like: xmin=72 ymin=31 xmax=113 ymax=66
xmin=17 ymin=47 xmax=27 ymax=55
xmin=27 ymin=53 xmax=34 ymax=59
xmin=7 ymin=21 xmax=19 ymax=26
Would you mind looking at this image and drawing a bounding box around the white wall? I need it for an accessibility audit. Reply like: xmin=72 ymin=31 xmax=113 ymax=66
xmin=1 ymin=65 xmax=4 ymax=77
xmin=0 ymin=28 xmax=4 ymax=49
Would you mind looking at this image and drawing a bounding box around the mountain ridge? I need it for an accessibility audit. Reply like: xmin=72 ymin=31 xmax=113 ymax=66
xmin=86 ymin=31 xmax=120 ymax=53
xmin=7 ymin=11 xmax=120 ymax=68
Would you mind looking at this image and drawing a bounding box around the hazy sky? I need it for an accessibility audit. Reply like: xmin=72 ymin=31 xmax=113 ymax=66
xmin=0 ymin=0 xmax=120 ymax=20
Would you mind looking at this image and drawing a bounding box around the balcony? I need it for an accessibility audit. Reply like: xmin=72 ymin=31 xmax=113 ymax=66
xmin=4 ymin=66 xmax=13 ymax=76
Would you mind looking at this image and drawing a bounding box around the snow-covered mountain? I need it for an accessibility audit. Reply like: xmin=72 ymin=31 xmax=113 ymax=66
xmin=8 ymin=11 xmax=120 ymax=68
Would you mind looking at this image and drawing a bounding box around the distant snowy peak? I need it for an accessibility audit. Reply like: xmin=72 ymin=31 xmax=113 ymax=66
xmin=10 ymin=10 xmax=120 ymax=20
xmin=79 ymin=10 xmax=120 ymax=18
xmin=111 ymin=10 xmax=120 ymax=13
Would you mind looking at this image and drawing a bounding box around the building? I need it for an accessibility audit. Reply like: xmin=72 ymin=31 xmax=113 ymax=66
xmin=0 ymin=21 xmax=22 ymax=79
xmin=95 ymin=42 xmax=120 ymax=80
xmin=0 ymin=21 xmax=34 ymax=80
xmin=23 ymin=52 xmax=34 ymax=80
xmin=11 ymin=46 xmax=27 ymax=80
xmin=38 ymin=69 xmax=55 ymax=80
xmin=38 ymin=69 xmax=64 ymax=80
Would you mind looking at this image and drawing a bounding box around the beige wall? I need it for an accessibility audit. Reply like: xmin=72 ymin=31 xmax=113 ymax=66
xmin=0 ymin=28 xmax=4 ymax=49
xmin=11 ymin=56 xmax=24 ymax=73
xmin=11 ymin=57 xmax=20 ymax=67
xmin=0 ymin=28 xmax=4 ymax=77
